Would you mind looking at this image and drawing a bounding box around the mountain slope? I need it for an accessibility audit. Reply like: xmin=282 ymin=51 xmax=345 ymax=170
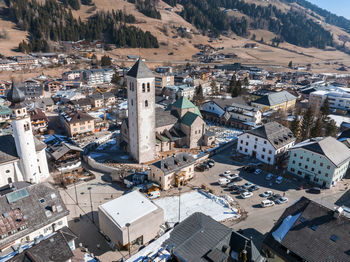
xmin=0 ymin=0 xmax=349 ymax=72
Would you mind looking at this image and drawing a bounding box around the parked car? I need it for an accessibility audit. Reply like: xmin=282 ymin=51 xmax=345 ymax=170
xmin=196 ymin=164 xmax=209 ymax=172
xmin=223 ymin=170 xmax=231 ymax=175
xmin=260 ymin=191 xmax=273 ymax=197
xmin=261 ymin=199 xmax=275 ymax=208
xmin=218 ymin=178 xmax=231 ymax=185
xmin=275 ymin=176 xmax=283 ymax=184
xmin=265 ymin=173 xmax=274 ymax=181
xmin=238 ymin=187 xmax=248 ymax=194
xmin=224 ymin=173 xmax=239 ymax=180
xmin=276 ymin=197 xmax=289 ymax=204
xmin=268 ymin=194 xmax=282 ymax=202
xmin=231 ymin=185 xmax=240 ymax=191
xmin=227 ymin=182 xmax=237 ymax=188
xmin=254 ymin=169 xmax=262 ymax=175
xmin=249 ymin=185 xmax=260 ymax=192
xmin=232 ymin=177 xmax=243 ymax=182
xmin=241 ymin=191 xmax=253 ymax=199
xmin=207 ymin=160 xmax=215 ymax=167
xmin=147 ymin=190 xmax=160 ymax=199
xmin=242 ymin=182 xmax=253 ymax=189
xmin=308 ymin=187 xmax=321 ymax=194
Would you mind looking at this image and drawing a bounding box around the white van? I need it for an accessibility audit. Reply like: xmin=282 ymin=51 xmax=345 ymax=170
xmin=261 ymin=199 xmax=275 ymax=207
xmin=218 ymin=178 xmax=230 ymax=185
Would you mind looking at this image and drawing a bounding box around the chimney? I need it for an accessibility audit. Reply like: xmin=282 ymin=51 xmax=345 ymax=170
xmin=52 ymin=205 xmax=57 ymax=213
xmin=333 ymin=206 xmax=344 ymax=219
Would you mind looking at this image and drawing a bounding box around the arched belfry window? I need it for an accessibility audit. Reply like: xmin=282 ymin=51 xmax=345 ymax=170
xmin=147 ymin=83 xmax=150 ymax=92
xmin=142 ymin=83 xmax=145 ymax=92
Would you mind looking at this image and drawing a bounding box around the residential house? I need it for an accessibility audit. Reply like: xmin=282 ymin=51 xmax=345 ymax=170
xmin=287 ymin=137 xmax=350 ymax=188
xmin=237 ymin=122 xmax=296 ymax=165
xmin=164 ymin=212 xmax=265 ymax=262
xmin=29 ymin=109 xmax=48 ymax=134
xmin=201 ymin=97 xmax=261 ymax=130
xmin=309 ymin=89 xmax=350 ymax=111
xmin=69 ymin=98 xmax=92 ymax=111
xmin=98 ymin=191 xmax=164 ymax=250
xmin=34 ymin=98 xmax=55 ymax=112
xmin=0 ymin=105 xmax=11 ymax=123
xmin=7 ymin=227 xmax=76 ymax=262
xmin=103 ymin=92 xmax=116 ymax=106
xmin=0 ymin=183 xmax=69 ymax=258
xmin=60 ymin=111 xmax=95 ymax=137
xmin=261 ymin=197 xmax=350 ymax=262
xmin=45 ymin=134 xmax=83 ymax=175
xmin=44 ymin=80 xmax=63 ymax=93
xmin=62 ymin=70 xmax=83 ymax=81
xmin=155 ymin=74 xmax=174 ymax=90
xmin=149 ymin=153 xmax=196 ymax=190
xmin=251 ymin=91 xmax=296 ymax=112
xmin=89 ymin=94 xmax=104 ymax=108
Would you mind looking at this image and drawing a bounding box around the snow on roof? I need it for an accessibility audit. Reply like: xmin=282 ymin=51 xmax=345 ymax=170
xmin=272 ymin=212 xmax=301 ymax=243
xmin=99 ymin=191 xmax=158 ymax=228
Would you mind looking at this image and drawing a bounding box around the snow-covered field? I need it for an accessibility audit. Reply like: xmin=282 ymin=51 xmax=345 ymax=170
xmin=154 ymin=190 xmax=240 ymax=226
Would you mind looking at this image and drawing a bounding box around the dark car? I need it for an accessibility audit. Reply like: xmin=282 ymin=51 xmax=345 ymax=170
xmin=268 ymin=194 xmax=282 ymax=202
xmin=308 ymin=187 xmax=321 ymax=194
xmin=232 ymin=177 xmax=243 ymax=182
xmin=196 ymin=164 xmax=209 ymax=172
xmin=249 ymin=185 xmax=260 ymax=192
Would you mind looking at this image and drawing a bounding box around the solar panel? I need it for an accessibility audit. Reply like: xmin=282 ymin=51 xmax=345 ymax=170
xmin=6 ymin=188 xmax=29 ymax=204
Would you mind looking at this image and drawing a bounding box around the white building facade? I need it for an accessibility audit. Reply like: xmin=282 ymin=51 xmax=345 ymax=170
xmin=237 ymin=122 xmax=296 ymax=165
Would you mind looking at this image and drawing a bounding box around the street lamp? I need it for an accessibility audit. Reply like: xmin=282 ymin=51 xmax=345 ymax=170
xmin=87 ymin=187 xmax=94 ymax=224
xmin=178 ymin=187 xmax=182 ymax=223
xmin=126 ymin=223 xmax=131 ymax=257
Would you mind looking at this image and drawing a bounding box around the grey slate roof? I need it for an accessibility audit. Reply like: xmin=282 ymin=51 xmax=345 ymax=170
xmin=211 ymin=97 xmax=249 ymax=110
xmin=262 ymin=197 xmax=350 ymax=262
xmin=163 ymin=212 xmax=265 ymax=262
xmin=49 ymin=142 xmax=82 ymax=160
xmin=252 ymin=91 xmax=296 ymax=106
xmin=0 ymin=135 xmax=19 ymax=164
xmin=0 ymin=183 xmax=69 ymax=249
xmin=126 ymin=59 xmax=154 ymax=78
xmin=155 ymin=108 xmax=178 ymax=128
xmin=7 ymin=82 xmax=25 ymax=105
xmin=293 ymin=136 xmax=350 ymax=167
xmin=245 ymin=121 xmax=295 ymax=149
xmin=152 ymin=153 xmax=195 ymax=175
xmin=8 ymin=228 xmax=75 ymax=262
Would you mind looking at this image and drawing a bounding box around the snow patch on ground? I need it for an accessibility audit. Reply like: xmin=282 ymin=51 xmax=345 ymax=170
xmin=207 ymin=123 xmax=243 ymax=144
xmin=154 ymin=190 xmax=240 ymax=226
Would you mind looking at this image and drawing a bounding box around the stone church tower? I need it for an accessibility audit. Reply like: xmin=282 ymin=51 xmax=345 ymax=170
xmin=126 ymin=59 xmax=156 ymax=163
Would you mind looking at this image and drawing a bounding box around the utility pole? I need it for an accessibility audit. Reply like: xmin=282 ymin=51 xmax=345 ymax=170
xmin=178 ymin=187 xmax=182 ymax=223
xmin=87 ymin=186 xmax=94 ymax=224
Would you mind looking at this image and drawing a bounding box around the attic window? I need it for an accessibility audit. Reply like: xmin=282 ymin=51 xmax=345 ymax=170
xmin=39 ymin=198 xmax=45 ymax=203
xmin=330 ymin=235 xmax=338 ymax=242
xmin=51 ymin=193 xmax=57 ymax=199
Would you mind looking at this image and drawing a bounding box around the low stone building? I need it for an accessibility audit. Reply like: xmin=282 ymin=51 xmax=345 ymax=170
xmin=149 ymin=153 xmax=196 ymax=190
xmin=98 ymin=191 xmax=164 ymax=250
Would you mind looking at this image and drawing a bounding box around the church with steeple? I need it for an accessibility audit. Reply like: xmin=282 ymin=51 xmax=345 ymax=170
xmin=0 ymin=82 xmax=50 ymax=187
xmin=119 ymin=60 xmax=215 ymax=164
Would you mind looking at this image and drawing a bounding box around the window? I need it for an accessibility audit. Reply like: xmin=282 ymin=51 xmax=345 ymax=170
xmin=320 ymin=163 xmax=323 ymax=167
xmin=307 ymin=158 xmax=310 ymax=162
xmin=311 ymin=168 xmax=314 ymax=171
xmin=247 ymin=135 xmax=249 ymax=138
xmin=325 ymin=173 xmax=329 ymax=177
xmin=239 ymin=147 xmax=242 ymax=150
xmin=131 ymin=99 xmax=133 ymax=106
xmin=298 ymin=163 xmax=301 ymax=166
xmin=245 ymin=149 xmax=248 ymax=153
xmin=142 ymin=83 xmax=145 ymax=92
xmin=327 ymin=165 xmax=330 ymax=169
xmin=262 ymin=148 xmax=266 ymax=152
xmin=294 ymin=153 xmax=297 ymax=157
xmin=264 ymin=141 xmax=267 ymax=144
xmin=318 ymin=170 xmax=321 ymax=174
xmin=269 ymin=150 xmax=272 ymax=154
xmin=246 ymin=142 xmax=248 ymax=146
xmin=291 ymin=168 xmax=295 ymax=172
xmin=297 ymin=171 xmax=302 ymax=175
xmin=145 ymin=100 xmax=148 ymax=107
xmin=7 ymin=177 xmax=12 ymax=183
xmin=292 ymin=160 xmax=295 ymax=164
xmin=313 ymin=160 xmax=316 ymax=164
xmin=261 ymin=155 xmax=265 ymax=159
xmin=305 ymin=165 xmax=308 ymax=169
xmin=240 ymin=140 xmax=243 ymax=144
xmin=39 ymin=198 xmax=45 ymax=203
xmin=300 ymin=156 xmax=303 ymax=159
xmin=254 ymin=145 xmax=257 ymax=149
xmin=255 ymin=138 xmax=258 ymax=142
xmin=268 ymin=157 xmax=271 ymax=162
xmin=147 ymin=83 xmax=150 ymax=92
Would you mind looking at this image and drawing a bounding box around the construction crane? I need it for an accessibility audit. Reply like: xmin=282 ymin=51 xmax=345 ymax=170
xmin=94 ymin=86 xmax=107 ymax=122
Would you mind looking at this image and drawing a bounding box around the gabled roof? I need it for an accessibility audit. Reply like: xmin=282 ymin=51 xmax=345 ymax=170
xmin=152 ymin=153 xmax=195 ymax=175
xmin=181 ymin=111 xmax=201 ymax=126
xmin=126 ymin=59 xmax=154 ymax=78
xmin=252 ymin=91 xmax=296 ymax=106
xmin=167 ymin=96 xmax=202 ymax=117
xmin=262 ymin=197 xmax=350 ymax=262
xmin=292 ymin=137 xmax=350 ymax=167
xmin=155 ymin=108 xmax=178 ymax=128
xmin=245 ymin=121 xmax=295 ymax=149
